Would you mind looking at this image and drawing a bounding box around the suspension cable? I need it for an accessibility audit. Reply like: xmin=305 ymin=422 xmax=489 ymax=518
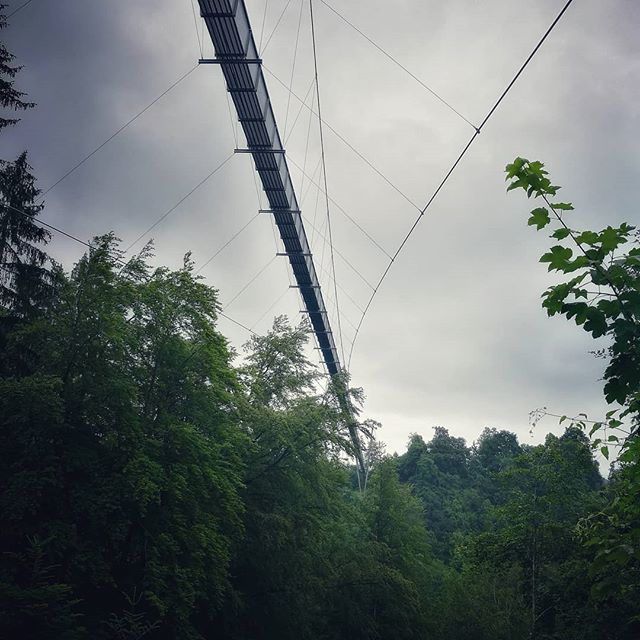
xmin=318 ymin=0 xmax=478 ymax=131
xmin=42 ymin=65 xmax=200 ymax=198
xmin=347 ymin=0 xmax=576 ymax=370
xmin=309 ymin=0 xmax=345 ymax=365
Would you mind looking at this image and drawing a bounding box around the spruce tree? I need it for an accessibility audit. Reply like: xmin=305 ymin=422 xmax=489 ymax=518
xmin=0 ymin=5 xmax=50 ymax=314
xmin=0 ymin=4 xmax=34 ymax=130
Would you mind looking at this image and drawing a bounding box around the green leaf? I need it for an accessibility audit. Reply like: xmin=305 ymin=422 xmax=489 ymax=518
xmin=620 ymin=448 xmax=636 ymax=463
xmin=604 ymin=378 xmax=627 ymax=405
xmin=585 ymin=247 xmax=605 ymax=262
xmin=597 ymin=299 xmax=620 ymax=318
xmin=564 ymin=255 xmax=590 ymax=273
xmin=621 ymin=290 xmax=640 ymax=309
xmin=552 ymin=227 xmax=572 ymax=240
xmin=505 ymin=157 xmax=528 ymax=179
xmin=607 ymin=545 xmax=632 ymax=566
xmin=506 ymin=179 xmax=526 ymax=192
xmin=528 ymin=160 xmax=545 ymax=174
xmin=542 ymin=277 xmax=586 ymax=315
xmin=599 ymin=226 xmax=625 ymax=252
xmin=564 ymin=302 xmax=589 ymax=325
xmin=600 ymin=445 xmax=609 ymax=460
xmin=550 ymin=202 xmax=574 ymax=211
xmin=542 ymin=276 xmax=583 ymax=316
xmin=540 ymin=245 xmax=573 ymax=272
xmin=584 ymin=307 xmax=608 ymax=338
xmin=528 ymin=207 xmax=551 ymax=230
xmin=589 ymin=423 xmax=603 ymax=436
xmin=575 ymin=230 xmax=599 ymax=246
xmin=605 ymin=264 xmax=629 ymax=289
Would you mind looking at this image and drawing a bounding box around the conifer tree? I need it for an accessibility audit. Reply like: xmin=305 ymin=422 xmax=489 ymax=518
xmin=0 ymin=6 xmax=51 ymax=314
xmin=0 ymin=152 xmax=50 ymax=311
xmin=0 ymin=4 xmax=34 ymax=130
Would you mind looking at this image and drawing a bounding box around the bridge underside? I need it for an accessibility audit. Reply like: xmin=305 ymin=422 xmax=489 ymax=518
xmin=197 ymin=0 xmax=342 ymax=378
xmin=197 ymin=0 xmax=366 ymax=479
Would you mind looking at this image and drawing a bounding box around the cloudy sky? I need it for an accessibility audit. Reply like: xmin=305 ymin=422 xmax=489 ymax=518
xmin=4 ymin=0 xmax=639 ymax=456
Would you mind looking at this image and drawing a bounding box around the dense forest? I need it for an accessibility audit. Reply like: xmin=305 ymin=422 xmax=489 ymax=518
xmin=1 ymin=8 xmax=639 ymax=639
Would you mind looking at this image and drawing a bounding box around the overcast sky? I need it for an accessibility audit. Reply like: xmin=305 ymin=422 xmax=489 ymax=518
xmin=4 ymin=0 xmax=639 ymax=457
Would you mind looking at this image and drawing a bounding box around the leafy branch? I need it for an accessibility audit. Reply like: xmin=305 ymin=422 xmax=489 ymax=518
xmin=506 ymin=158 xmax=640 ymax=412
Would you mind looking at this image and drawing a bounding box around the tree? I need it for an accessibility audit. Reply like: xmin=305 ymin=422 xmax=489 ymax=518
xmin=397 ymin=428 xmax=486 ymax=560
xmin=0 ymin=8 xmax=51 ymax=315
xmin=0 ymin=237 xmax=247 ymax=638
xmin=0 ymin=536 xmax=85 ymax=639
xmin=467 ymin=432 xmax=604 ymax=639
xmin=474 ymin=427 xmax=521 ymax=475
xmin=0 ymin=5 xmax=35 ymax=130
xmin=342 ymin=459 xmax=435 ymax=640
xmin=0 ymin=152 xmax=51 ymax=313
xmin=505 ymin=157 xmax=640 ymax=414
xmin=506 ymin=157 xmax=640 ymax=636
xmin=217 ymin=317 xmax=356 ymax=639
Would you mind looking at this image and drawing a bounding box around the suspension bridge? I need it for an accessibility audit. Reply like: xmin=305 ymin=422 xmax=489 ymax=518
xmin=4 ymin=0 xmax=575 ymax=483
xmin=195 ymin=0 xmax=370 ymax=476
xmin=191 ymin=0 xmax=574 ymax=481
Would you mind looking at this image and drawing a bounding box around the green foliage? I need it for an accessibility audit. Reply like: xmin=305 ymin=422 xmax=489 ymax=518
xmin=1 ymin=10 xmax=52 ymax=320
xmin=1 ymin=238 xmax=247 ymax=638
xmin=433 ymin=566 xmax=529 ymax=640
xmin=0 ymin=227 xmax=633 ymax=638
xmin=0 ymin=4 xmax=35 ymax=129
xmin=507 ymin=157 xmax=640 ymax=636
xmin=397 ymin=428 xmax=490 ymax=560
xmin=461 ymin=432 xmax=615 ymax=639
xmin=395 ymin=423 xmax=621 ymax=639
xmin=505 ymin=157 xmax=640 ymax=410
xmin=0 ymin=535 xmax=85 ymax=639
xmin=0 ymin=152 xmax=51 ymax=313
xmin=0 ymin=237 xmax=444 ymax=639
xmin=105 ymin=589 xmax=160 ymax=640
xmin=474 ymin=427 xmax=521 ymax=474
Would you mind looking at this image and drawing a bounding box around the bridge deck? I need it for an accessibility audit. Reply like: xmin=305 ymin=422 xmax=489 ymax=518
xmin=198 ymin=0 xmax=342 ymax=377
